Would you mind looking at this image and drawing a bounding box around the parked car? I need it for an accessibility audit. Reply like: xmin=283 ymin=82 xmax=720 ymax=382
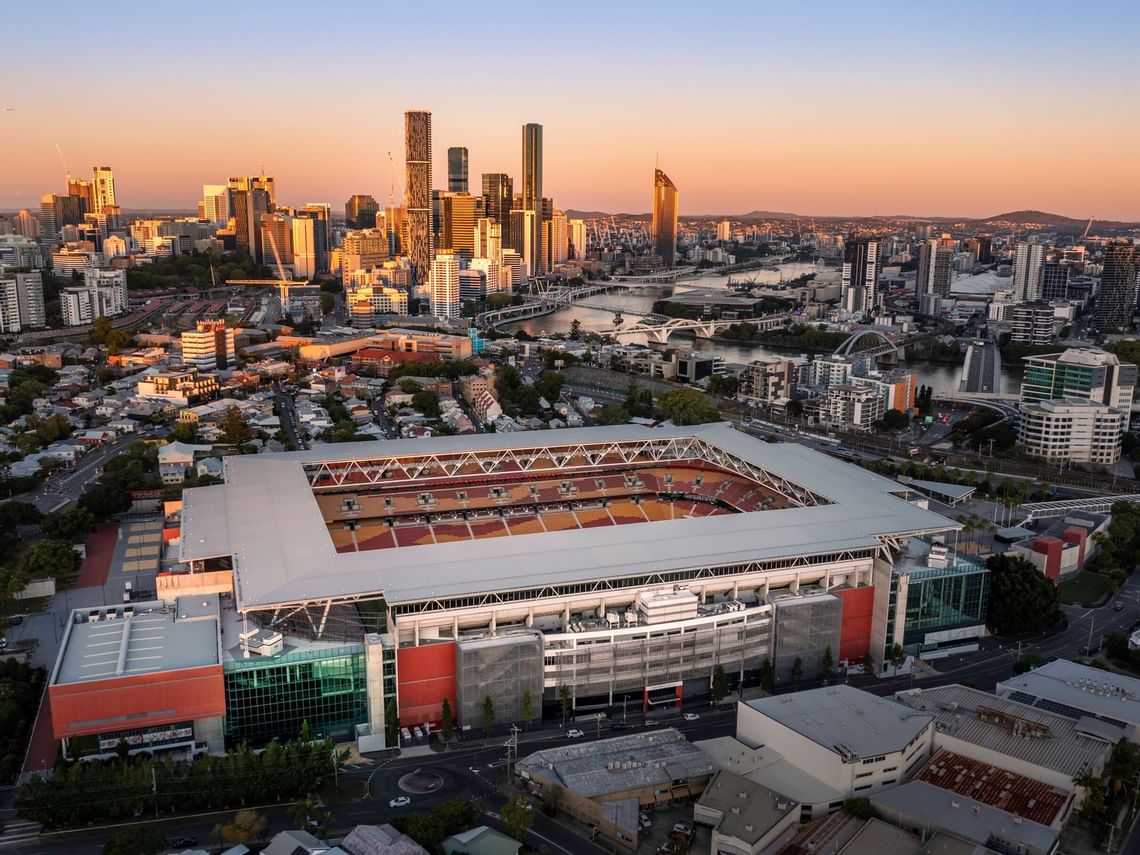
xmin=169 ymin=837 xmax=197 ymax=848
xmin=639 ymin=813 xmax=652 ymax=829
xmin=610 ymin=722 xmax=628 ymax=731
xmin=565 ymin=728 xmax=584 ymax=738
xmin=389 ymin=796 xmax=411 ymax=808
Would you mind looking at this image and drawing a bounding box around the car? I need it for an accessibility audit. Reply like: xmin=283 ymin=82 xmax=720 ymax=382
xmin=683 ymin=712 xmax=700 ymax=721
xmin=639 ymin=813 xmax=652 ymax=829
xmin=673 ymin=822 xmax=691 ymax=836
xmin=610 ymin=722 xmax=628 ymax=731
xmin=8 ymin=615 xmax=23 ymax=626
xmin=565 ymin=728 xmax=584 ymax=738
xmin=169 ymin=837 xmax=197 ymax=848
xmin=389 ymin=796 xmax=412 ymax=808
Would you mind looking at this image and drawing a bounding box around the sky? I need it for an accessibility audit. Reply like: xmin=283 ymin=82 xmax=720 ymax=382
xmin=2 ymin=1 xmax=1139 ymax=219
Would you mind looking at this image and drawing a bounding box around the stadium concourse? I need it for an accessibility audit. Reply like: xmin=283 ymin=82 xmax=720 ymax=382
xmin=51 ymin=423 xmax=962 ymax=758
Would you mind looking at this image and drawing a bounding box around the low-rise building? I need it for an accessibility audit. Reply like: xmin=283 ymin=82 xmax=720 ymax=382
xmin=136 ymin=367 xmax=220 ymax=408
xmin=997 ymin=659 xmax=1140 ymax=741
xmin=820 ymin=384 xmax=884 ymax=431
xmin=693 ymin=769 xmax=799 ymax=855
xmin=1017 ymin=398 xmax=1126 ymax=464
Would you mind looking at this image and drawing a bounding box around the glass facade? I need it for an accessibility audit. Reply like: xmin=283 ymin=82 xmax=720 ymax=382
xmin=894 ymin=559 xmax=990 ymax=649
xmin=223 ymin=644 xmax=367 ymax=746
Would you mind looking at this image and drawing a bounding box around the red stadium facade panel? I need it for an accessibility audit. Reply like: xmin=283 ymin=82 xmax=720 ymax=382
xmin=834 ymin=585 xmax=875 ymax=664
xmin=397 ymin=641 xmax=457 ymax=727
xmin=49 ymin=665 xmax=225 ymax=740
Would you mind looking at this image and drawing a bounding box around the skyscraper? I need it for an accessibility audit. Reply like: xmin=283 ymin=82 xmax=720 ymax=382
xmin=521 ymin=123 xmax=543 ymax=276
xmin=405 ymin=110 xmax=433 ymax=294
xmin=201 ymin=184 xmax=230 ymax=224
xmin=916 ymin=236 xmax=955 ymax=299
xmin=1040 ymin=262 xmax=1070 ymax=302
xmin=1093 ymin=242 xmax=1140 ymax=331
xmin=92 ymin=166 xmax=116 ymax=213
xmin=508 ymin=209 xmax=535 ymax=277
xmin=1012 ymin=241 xmax=1046 ymax=302
xmin=67 ymin=178 xmax=94 ymax=215
xmin=230 ymin=182 xmax=272 ymax=263
xmin=345 ymin=194 xmax=380 ymax=230
xmin=439 ymin=193 xmax=478 ymax=256
xmin=841 ymin=236 xmax=882 ymax=314
xmin=447 ymin=147 xmax=469 ymax=193
xmin=481 ymin=173 xmax=513 ymax=247
xmin=569 ymin=219 xmax=587 ymax=260
xmin=430 ymin=251 xmax=460 ymax=319
xmin=651 ymin=168 xmax=678 ymax=267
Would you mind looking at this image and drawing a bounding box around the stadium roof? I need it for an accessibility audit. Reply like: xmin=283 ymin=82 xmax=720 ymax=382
xmin=180 ymin=423 xmax=958 ymax=611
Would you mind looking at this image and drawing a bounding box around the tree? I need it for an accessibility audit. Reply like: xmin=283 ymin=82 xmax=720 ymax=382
xmin=412 ymin=390 xmax=440 ymax=419
xmin=708 ymin=374 xmax=739 ymax=398
xmin=888 ymin=643 xmax=907 ymax=675
xmin=658 ymin=388 xmax=719 ymax=426
xmin=785 ymin=399 xmax=804 ymax=419
xmin=440 ymin=697 xmax=455 ymax=743
xmin=558 ymin=685 xmax=572 ymax=725
xmin=19 ymin=539 xmax=81 ymax=583
xmin=215 ymin=810 xmax=269 ymax=845
xmin=319 ymin=292 xmax=335 ymax=316
xmin=385 ymin=700 xmax=399 ymax=746
xmin=290 ymin=794 xmax=331 ymax=835
xmin=595 ymin=403 xmax=629 ymax=425
xmin=569 ymin=319 xmax=582 ymax=340
xmin=821 ymin=646 xmax=834 ymax=682
xmin=219 ymin=406 xmax=249 ymax=446
xmin=986 ymin=553 xmax=1061 ymax=636
xmin=790 ymin=656 xmax=803 ymax=688
xmin=861 ymin=652 xmax=874 ymax=677
xmin=170 ymin=421 xmax=199 ymax=444
xmin=482 ymin=695 xmax=494 ymax=738
xmin=40 ymin=507 xmax=95 ymax=543
xmin=759 ymin=657 xmax=774 ymax=693
xmin=102 ymin=827 xmax=167 ymax=855
xmin=500 ymin=794 xmax=535 ymax=842
xmin=881 ymin=409 xmax=909 ymax=431
xmin=711 ymin=664 xmax=727 ymax=704
xmin=521 ymin=689 xmax=533 ymax=728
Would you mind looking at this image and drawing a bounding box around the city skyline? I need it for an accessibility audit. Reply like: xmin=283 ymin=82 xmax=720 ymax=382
xmin=1 ymin=1 xmax=1139 ymax=219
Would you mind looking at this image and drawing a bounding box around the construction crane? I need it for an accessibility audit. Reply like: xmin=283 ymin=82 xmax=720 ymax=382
xmin=1082 ymin=216 xmax=1095 ymax=239
xmin=55 ymin=143 xmax=70 ymax=182
xmin=387 ymin=151 xmax=398 ymax=207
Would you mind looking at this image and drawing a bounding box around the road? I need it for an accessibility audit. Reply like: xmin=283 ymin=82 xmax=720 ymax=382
xmin=274 ymin=390 xmax=308 ymax=450
xmin=16 ymin=432 xmax=149 ymax=514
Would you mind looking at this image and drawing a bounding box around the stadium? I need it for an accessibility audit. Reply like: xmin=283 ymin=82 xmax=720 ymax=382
xmin=167 ymin=423 xmax=958 ymax=745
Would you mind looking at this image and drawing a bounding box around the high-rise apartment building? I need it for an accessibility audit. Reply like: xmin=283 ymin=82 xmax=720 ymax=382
xmin=569 ymin=219 xmax=586 ymax=260
xmin=481 ymin=173 xmax=513 ymax=247
xmin=439 ymin=193 xmax=478 ymax=256
xmin=1012 ymin=241 xmax=1046 ymax=302
xmin=1092 ymin=242 xmax=1139 ymax=331
xmin=916 ymin=236 xmax=955 ymax=300
xmin=340 ymin=230 xmax=390 ymax=284
xmin=67 ymin=178 xmax=94 ymax=214
xmin=291 ymin=216 xmax=317 ymax=279
xmin=299 ymin=203 xmax=332 ymax=274
xmin=1009 ymin=302 xmax=1055 ymax=345
xmin=1040 ymin=262 xmax=1070 ymax=302
xmin=182 ymin=320 xmax=236 ymax=371
xmin=345 ymin=194 xmax=380 ymax=230
xmin=92 ymin=166 xmax=116 ymax=214
xmin=841 ymin=235 xmax=882 ymax=314
xmin=474 ymin=218 xmax=502 ymax=263
xmin=651 ymin=169 xmax=679 ymax=267
xmin=447 ymin=147 xmax=469 ymax=193
xmin=430 ymin=251 xmax=460 ymax=319
xmin=39 ymin=194 xmax=85 ymax=241
xmin=201 ymin=184 xmax=230 ymax=224
xmin=61 ymin=268 xmax=127 ymax=326
xmin=508 ymin=209 xmax=535 ymax=279
xmin=521 ymin=124 xmax=543 ymax=276
xmin=0 ymin=271 xmax=46 ymax=333
xmin=717 ymin=220 xmax=732 ymax=243
xmin=404 ymin=110 xmax=433 ymax=295
xmin=259 ymin=213 xmax=294 ymax=269
xmin=548 ymin=210 xmax=568 ymax=268
xmin=12 ymin=210 xmax=39 ymax=239
xmin=229 ymin=179 xmax=272 ymax=263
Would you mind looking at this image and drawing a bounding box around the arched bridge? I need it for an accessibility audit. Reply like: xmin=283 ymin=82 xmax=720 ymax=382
xmin=833 ymin=328 xmax=901 ymax=359
xmin=612 ymin=311 xmax=793 ymax=344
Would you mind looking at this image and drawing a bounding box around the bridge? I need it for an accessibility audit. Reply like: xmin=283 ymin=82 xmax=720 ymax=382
xmin=833 ymin=328 xmax=901 ymax=360
xmin=477 ymin=279 xmax=675 ymax=329
xmin=610 ymin=266 xmax=698 ymax=283
xmin=610 ymin=311 xmax=793 ymax=344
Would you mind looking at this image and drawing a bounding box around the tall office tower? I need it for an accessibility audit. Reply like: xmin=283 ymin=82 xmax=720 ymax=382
xmin=651 ymin=168 xmax=679 ymax=267
xmin=440 ymin=193 xmax=478 ymax=256
xmin=1020 ymin=348 xmax=1136 ymax=409
xmin=716 ymin=219 xmax=732 ymax=242
xmin=39 ymin=194 xmax=84 ymax=241
xmin=481 ymin=173 xmax=513 ymax=246
xmin=521 ymin=123 xmax=543 ymax=276
xmin=474 ymin=218 xmax=502 ymax=262
xmin=13 ymin=210 xmax=39 ymax=239
xmin=1012 ymin=241 xmax=1046 ymax=301
xmin=508 ymin=209 xmax=535 ymax=279
xmin=260 ymin=213 xmax=294 ymax=270
xmin=345 ymin=194 xmax=380 ymax=230
xmin=384 ymin=205 xmax=406 ymax=256
xmin=299 ymin=203 xmax=332 ymax=274
xmin=1040 ymin=262 xmax=1070 ymax=302
xmin=569 ymin=219 xmax=586 ymax=259
xmin=201 ymin=184 xmax=230 ymax=224
xmin=841 ymin=235 xmax=882 ymax=314
xmin=429 ymin=251 xmax=460 ymax=319
xmin=291 ymin=216 xmax=317 ymax=279
xmin=548 ymin=210 xmax=568 ymax=268
xmin=0 ymin=271 xmax=46 ymax=333
xmin=230 ymin=186 xmax=272 ymax=262
xmin=975 ymin=234 xmax=992 ymax=264
xmin=1093 ymin=242 xmax=1140 ymax=331
xmin=448 ymin=147 xmax=469 ymax=193
xmin=404 ymin=110 xmax=433 ymax=294
xmin=916 ymin=236 xmax=956 ymax=299
xmin=92 ymin=166 xmax=116 ymax=213
xmin=67 ymin=178 xmax=94 ymax=214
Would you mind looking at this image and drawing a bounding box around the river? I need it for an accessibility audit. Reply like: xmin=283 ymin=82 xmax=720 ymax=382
xmin=504 ymin=264 xmax=1018 ymax=397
